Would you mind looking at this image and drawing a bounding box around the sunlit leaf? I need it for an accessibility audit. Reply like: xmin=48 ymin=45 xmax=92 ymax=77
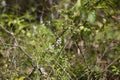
xmin=87 ymin=11 xmax=96 ymax=24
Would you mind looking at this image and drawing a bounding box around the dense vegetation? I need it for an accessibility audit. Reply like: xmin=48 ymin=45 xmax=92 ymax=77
xmin=0 ymin=0 xmax=120 ymax=80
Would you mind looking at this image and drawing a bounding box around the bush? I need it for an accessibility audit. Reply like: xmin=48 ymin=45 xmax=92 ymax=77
xmin=0 ymin=0 xmax=120 ymax=80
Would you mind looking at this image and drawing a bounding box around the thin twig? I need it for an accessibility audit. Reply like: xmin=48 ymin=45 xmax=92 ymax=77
xmin=105 ymin=56 xmax=120 ymax=71
xmin=55 ymin=61 xmax=72 ymax=79
xmin=0 ymin=25 xmax=43 ymax=77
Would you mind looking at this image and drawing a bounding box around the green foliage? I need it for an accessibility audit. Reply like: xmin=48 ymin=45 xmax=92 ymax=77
xmin=0 ymin=0 xmax=120 ymax=80
xmin=111 ymin=66 xmax=120 ymax=75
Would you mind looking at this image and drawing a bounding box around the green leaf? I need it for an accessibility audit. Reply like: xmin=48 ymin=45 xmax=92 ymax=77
xmin=87 ymin=11 xmax=96 ymax=24
xmin=76 ymin=0 xmax=81 ymax=7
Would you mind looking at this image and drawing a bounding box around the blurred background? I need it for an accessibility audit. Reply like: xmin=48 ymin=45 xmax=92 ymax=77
xmin=0 ymin=0 xmax=120 ymax=80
